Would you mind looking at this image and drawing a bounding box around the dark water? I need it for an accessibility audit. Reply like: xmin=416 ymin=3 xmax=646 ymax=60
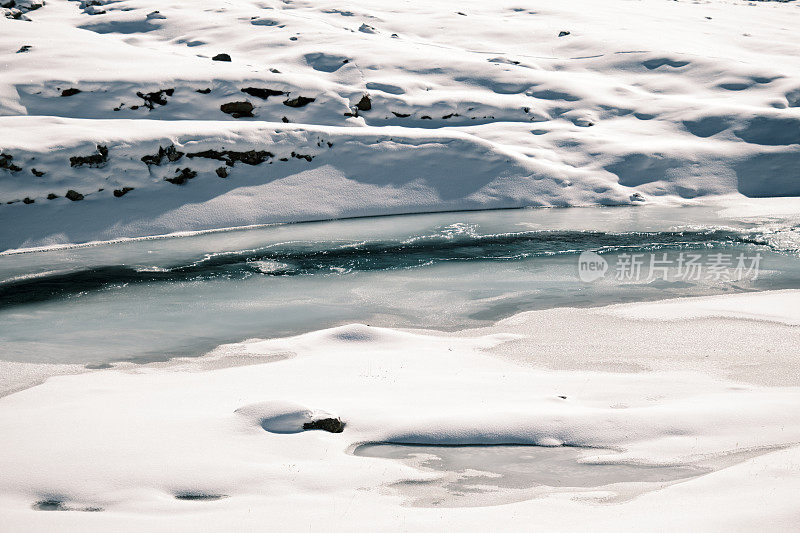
xmin=1 ymin=206 xmax=798 ymax=364
xmin=0 ymin=228 xmax=771 ymax=308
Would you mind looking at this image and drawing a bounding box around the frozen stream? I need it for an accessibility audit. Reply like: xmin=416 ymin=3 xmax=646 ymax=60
xmin=1 ymin=206 xmax=799 ymax=365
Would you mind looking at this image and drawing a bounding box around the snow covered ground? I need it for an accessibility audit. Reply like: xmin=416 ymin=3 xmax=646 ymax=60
xmin=1 ymin=0 xmax=799 ymax=249
xmin=1 ymin=290 xmax=800 ymax=531
xmin=2 ymin=0 xmax=800 ymax=530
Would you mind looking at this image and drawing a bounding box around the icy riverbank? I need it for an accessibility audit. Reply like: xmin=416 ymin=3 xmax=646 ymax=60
xmin=1 ymin=290 xmax=799 ymax=530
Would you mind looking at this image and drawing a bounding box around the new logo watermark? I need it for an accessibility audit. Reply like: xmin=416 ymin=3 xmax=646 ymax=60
xmin=578 ymin=251 xmax=762 ymax=282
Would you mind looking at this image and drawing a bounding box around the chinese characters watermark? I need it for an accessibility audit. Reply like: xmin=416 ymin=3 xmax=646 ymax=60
xmin=578 ymin=251 xmax=761 ymax=283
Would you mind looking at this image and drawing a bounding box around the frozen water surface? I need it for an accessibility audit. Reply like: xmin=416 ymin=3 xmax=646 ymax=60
xmin=1 ymin=206 xmax=799 ymax=364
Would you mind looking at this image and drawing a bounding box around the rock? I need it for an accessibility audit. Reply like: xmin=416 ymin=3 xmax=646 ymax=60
xmin=69 ymin=145 xmax=108 ymax=167
xmin=195 ymin=88 xmax=211 ymax=94
xmin=22 ymin=197 xmax=34 ymax=204
xmin=0 ymin=153 xmax=22 ymax=172
xmin=186 ymin=149 xmax=273 ymax=166
xmin=302 ymin=417 xmax=345 ymax=433
xmin=215 ymin=166 xmax=228 ymax=178
xmin=630 ymin=192 xmax=646 ymax=203
xmin=355 ymin=94 xmax=371 ymax=111
xmin=16 ymin=44 xmax=32 ymax=53
xmin=61 ymin=88 xmax=81 ymax=97
xmin=282 ymin=96 xmax=315 ymax=108
xmin=141 ymin=145 xmax=184 ymax=166
xmin=358 ymin=23 xmax=376 ymax=34
xmin=31 ymin=168 xmax=45 ymax=176
xmin=241 ymin=87 xmax=284 ymax=99
xmin=291 ymin=151 xmax=314 ymax=162
xmin=212 ymin=53 xmax=231 ymax=62
xmin=65 ymin=190 xmax=84 ymax=201
xmin=281 ymin=116 xmax=290 ymax=123
xmin=392 ymin=111 xmax=411 ymax=118
xmin=113 ymin=187 xmax=134 ymax=197
xmin=46 ymin=193 xmax=58 ymax=200
xmin=558 ymin=30 xmax=570 ymax=37
xmin=135 ymin=88 xmax=174 ymax=109
xmin=164 ymin=168 xmax=197 ymax=185
xmin=220 ymin=101 xmax=254 ymax=118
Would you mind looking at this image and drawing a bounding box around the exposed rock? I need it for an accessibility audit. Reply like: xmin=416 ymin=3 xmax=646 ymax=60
xmin=69 ymin=145 xmax=108 ymax=167
xmin=186 ymin=149 xmax=273 ymax=166
xmin=558 ymin=30 xmax=571 ymax=37
xmin=65 ymin=190 xmax=84 ymax=201
xmin=31 ymin=168 xmax=45 ymax=176
xmin=302 ymin=417 xmax=344 ymax=433
xmin=141 ymin=144 xmax=184 ymax=166
xmin=220 ymin=101 xmax=254 ymax=118
xmin=291 ymin=151 xmax=314 ymax=162
xmin=241 ymin=87 xmax=284 ymax=99
xmin=215 ymin=166 xmax=228 ymax=178
xmin=195 ymin=88 xmax=211 ymax=94
xmin=392 ymin=111 xmax=411 ymax=118
xmin=283 ymin=96 xmax=315 ymax=108
xmin=164 ymin=167 xmax=197 ymax=185
xmin=16 ymin=45 xmax=32 ymax=53
xmin=212 ymin=53 xmax=231 ymax=62
xmin=22 ymin=197 xmax=34 ymax=204
xmin=136 ymin=88 xmax=174 ymax=109
xmin=61 ymin=88 xmax=81 ymax=97
xmin=113 ymin=187 xmax=134 ymax=197
xmin=0 ymin=153 xmax=22 ymax=172
xmin=630 ymin=192 xmax=646 ymax=203
xmin=46 ymin=193 xmax=58 ymax=200
xmin=355 ymin=94 xmax=371 ymax=111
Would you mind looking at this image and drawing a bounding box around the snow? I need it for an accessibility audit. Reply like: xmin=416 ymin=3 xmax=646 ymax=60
xmin=2 ymin=0 xmax=800 ymax=250
xmin=1 ymin=290 xmax=799 ymax=530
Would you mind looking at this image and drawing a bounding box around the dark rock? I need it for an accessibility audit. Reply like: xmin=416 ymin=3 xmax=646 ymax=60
xmin=186 ymin=149 xmax=273 ymax=166
xmin=442 ymin=113 xmax=460 ymax=119
xmin=16 ymin=45 xmax=32 ymax=53
xmin=283 ymin=96 xmax=315 ymax=108
xmin=0 ymin=153 xmax=22 ymax=172
xmin=220 ymin=101 xmax=254 ymax=118
xmin=195 ymin=88 xmax=211 ymax=94
xmin=212 ymin=53 xmax=231 ymax=62
xmin=46 ymin=193 xmax=58 ymax=200
xmin=22 ymin=197 xmax=34 ymax=204
xmin=281 ymin=116 xmax=290 ymax=123
xmin=69 ymin=145 xmax=108 ymax=167
xmin=241 ymin=87 xmax=284 ymax=99
xmin=291 ymin=151 xmax=314 ymax=162
xmin=136 ymin=88 xmax=174 ymax=109
xmin=302 ymin=417 xmax=344 ymax=433
xmin=141 ymin=145 xmax=184 ymax=166
xmin=355 ymin=94 xmax=371 ymax=111
xmin=558 ymin=30 xmax=570 ymax=37
xmin=113 ymin=187 xmax=134 ymax=197
xmin=421 ymin=115 xmax=432 ymax=120
xmin=269 ymin=68 xmax=281 ymax=73
xmin=164 ymin=168 xmax=197 ymax=185
xmin=31 ymin=167 xmax=45 ymax=176
xmin=61 ymin=88 xmax=81 ymax=97
xmin=392 ymin=111 xmax=411 ymax=118
xmin=65 ymin=190 xmax=84 ymax=201
xmin=215 ymin=166 xmax=228 ymax=178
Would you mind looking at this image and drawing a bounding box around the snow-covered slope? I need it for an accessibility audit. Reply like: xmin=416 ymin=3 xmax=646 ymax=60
xmin=1 ymin=0 xmax=799 ymax=248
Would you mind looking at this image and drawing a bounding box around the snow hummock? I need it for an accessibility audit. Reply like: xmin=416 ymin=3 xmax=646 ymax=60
xmin=1 ymin=290 xmax=799 ymax=530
